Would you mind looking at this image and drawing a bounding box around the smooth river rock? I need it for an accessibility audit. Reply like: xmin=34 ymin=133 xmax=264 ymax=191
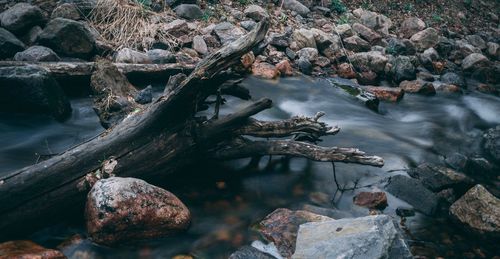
xmin=385 ymin=175 xmax=439 ymax=215
xmin=85 ymin=177 xmax=191 ymax=245
xmin=0 ymin=240 xmax=65 ymax=259
xmin=292 ymin=215 xmax=412 ymax=259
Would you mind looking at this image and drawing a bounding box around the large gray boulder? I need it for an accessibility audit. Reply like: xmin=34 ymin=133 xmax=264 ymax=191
xmin=0 ymin=3 xmax=45 ymax=35
xmin=461 ymin=53 xmax=490 ymax=72
xmin=350 ymin=51 xmax=388 ymax=73
xmin=213 ymin=22 xmax=246 ymax=45
xmin=450 ymin=185 xmax=500 ymax=236
xmin=385 ymin=175 xmax=439 ymax=215
xmin=441 ymin=72 xmax=465 ymax=88
xmin=400 ymin=17 xmax=426 ymax=38
xmin=353 ymin=8 xmax=392 ymax=36
xmin=292 ymin=215 xmax=412 ymax=259
xmin=174 ymin=4 xmax=203 ymax=20
xmin=0 ymin=27 xmax=25 ymax=59
xmin=114 ymin=48 xmax=151 ymax=64
xmin=390 ymin=55 xmax=416 ymax=83
xmin=85 ymin=177 xmax=191 ymax=245
xmin=293 ymin=28 xmax=316 ymax=49
xmin=14 ymin=45 xmax=60 ymax=62
xmin=410 ymin=28 xmax=439 ymax=51
xmin=0 ymin=65 xmax=71 ymax=120
xmin=283 ymin=0 xmax=310 ymax=17
xmin=37 ymin=18 xmax=96 ymax=59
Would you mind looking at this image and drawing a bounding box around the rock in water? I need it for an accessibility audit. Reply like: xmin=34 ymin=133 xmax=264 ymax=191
xmin=292 ymin=215 xmax=412 ymax=259
xmin=450 ymin=185 xmax=500 ymax=236
xmin=37 ymin=18 xmax=96 ymax=59
xmin=483 ymin=126 xmax=500 ymax=164
xmin=85 ymin=177 xmax=191 ymax=245
xmin=0 ymin=240 xmax=65 ymax=259
xmin=228 ymin=246 xmax=275 ymax=259
xmin=385 ymin=175 xmax=438 ymax=215
xmin=0 ymin=65 xmax=71 ymax=120
xmin=353 ymin=192 xmax=388 ymax=209
xmin=14 ymin=45 xmax=61 ymax=62
xmin=407 ymin=163 xmax=473 ymax=192
xmin=0 ymin=3 xmax=45 ymax=35
xmin=0 ymin=27 xmax=25 ymax=59
xmin=258 ymin=208 xmax=332 ymax=258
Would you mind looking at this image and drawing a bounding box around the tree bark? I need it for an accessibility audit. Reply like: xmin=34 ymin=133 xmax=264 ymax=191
xmin=0 ymin=19 xmax=383 ymax=238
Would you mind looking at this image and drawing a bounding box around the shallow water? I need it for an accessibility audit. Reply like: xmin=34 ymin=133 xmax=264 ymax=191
xmin=1 ymin=76 xmax=499 ymax=258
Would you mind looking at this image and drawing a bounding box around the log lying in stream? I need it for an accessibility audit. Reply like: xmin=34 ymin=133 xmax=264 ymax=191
xmin=0 ymin=19 xmax=383 ymax=237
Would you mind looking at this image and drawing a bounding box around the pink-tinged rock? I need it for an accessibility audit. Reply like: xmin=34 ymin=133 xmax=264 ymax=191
xmin=258 ymin=208 xmax=332 ymax=258
xmin=353 ymin=192 xmax=388 ymax=209
xmin=337 ymin=63 xmax=356 ymax=79
xmin=366 ymin=86 xmax=404 ymax=102
xmin=85 ymin=177 xmax=191 ymax=245
xmin=241 ymin=51 xmax=255 ymax=69
xmin=276 ymin=60 xmax=294 ymax=76
xmin=0 ymin=240 xmax=66 ymax=259
xmin=399 ymin=80 xmax=436 ymax=95
xmin=252 ymin=62 xmax=280 ymax=79
xmin=437 ymin=84 xmax=463 ymax=93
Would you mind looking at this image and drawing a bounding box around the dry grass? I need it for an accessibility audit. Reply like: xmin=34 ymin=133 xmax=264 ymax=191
xmin=87 ymin=0 xmax=181 ymax=51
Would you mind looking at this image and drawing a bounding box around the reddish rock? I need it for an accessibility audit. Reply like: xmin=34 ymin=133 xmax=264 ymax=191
xmin=476 ymin=84 xmax=499 ymax=95
xmin=241 ymin=51 xmax=255 ymax=69
xmin=399 ymin=80 xmax=436 ymax=95
xmin=356 ymin=70 xmax=379 ymax=85
xmin=85 ymin=177 xmax=191 ymax=245
xmin=366 ymin=86 xmax=404 ymax=102
xmin=276 ymin=60 xmax=294 ymax=76
xmin=353 ymin=192 xmax=388 ymax=209
xmin=0 ymin=240 xmax=65 ymax=259
xmin=258 ymin=208 xmax=331 ymax=258
xmin=252 ymin=62 xmax=280 ymax=79
xmin=337 ymin=63 xmax=356 ymax=79
xmin=432 ymin=61 xmax=445 ymax=74
xmin=437 ymin=84 xmax=463 ymax=93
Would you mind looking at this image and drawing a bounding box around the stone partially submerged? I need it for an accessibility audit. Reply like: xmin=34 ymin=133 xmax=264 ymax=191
xmin=292 ymin=215 xmax=412 ymax=259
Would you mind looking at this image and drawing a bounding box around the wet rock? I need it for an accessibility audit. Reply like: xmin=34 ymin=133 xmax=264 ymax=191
xmin=51 ymin=3 xmax=81 ymax=20
xmin=440 ymin=72 xmax=465 ymax=88
xmin=352 ymin=23 xmax=381 ymax=44
xmin=135 ymin=85 xmax=153 ymax=104
xmin=114 ymin=48 xmax=150 ymax=64
xmin=146 ymin=49 xmax=176 ymax=64
xmin=174 ymin=4 xmax=202 ymax=20
xmin=240 ymin=20 xmax=256 ymax=31
xmin=258 ymin=208 xmax=331 ymax=258
xmin=396 ymin=207 xmax=415 ymax=217
xmin=283 ymin=0 xmax=310 ymax=17
xmin=365 ymin=86 xmax=404 ymax=102
xmin=85 ymin=177 xmax=191 ymax=245
xmin=386 ymin=38 xmax=416 ymax=56
xmin=276 ymin=59 xmax=294 ymax=76
xmin=385 ymin=175 xmax=439 ymax=215
xmin=229 ymin=246 xmax=274 ymax=259
xmin=213 ymin=22 xmax=245 ymax=45
xmin=400 ymin=17 xmax=426 ymax=38
xmin=483 ymin=126 xmax=500 ymax=164
xmin=450 ymin=184 xmax=500 ymax=236
xmin=0 ymin=3 xmax=45 ymax=35
xmin=353 ymin=191 xmax=388 ymax=209
xmin=437 ymin=84 xmax=462 ymax=93
xmin=292 ymin=28 xmax=316 ymax=49
xmin=462 ymin=53 xmax=490 ymax=72
xmin=0 ymin=65 xmax=71 ymax=120
xmin=350 ymin=51 xmax=388 ymax=73
xmin=297 ymin=57 xmax=312 ymax=75
xmin=0 ymin=27 xmax=25 ymax=59
xmin=252 ymin=62 xmax=279 ymax=79
xmin=465 ymin=34 xmax=486 ymax=50
xmin=0 ymin=240 xmax=65 ymax=259
xmin=292 ymin=215 xmax=412 ymax=259
xmin=244 ymin=5 xmax=268 ymax=21
xmin=337 ymin=63 xmax=356 ymax=79
xmin=14 ymin=45 xmax=60 ymax=62
xmin=344 ymin=35 xmax=370 ymax=52
xmin=390 ymin=56 xmax=416 ymax=83
xmin=356 ymin=70 xmax=379 ymax=85
xmin=192 ymin=35 xmax=208 ymax=55
xmin=296 ymin=47 xmax=318 ymax=62
xmin=335 ymin=24 xmax=353 ymax=38
xmin=417 ymin=71 xmax=435 ymax=82
xmin=408 ymin=163 xmax=473 ymax=192
xmin=410 ymin=28 xmax=439 ymax=51
xmin=399 ymin=80 xmax=435 ymax=95
xmin=37 ymin=18 xmax=96 ymax=59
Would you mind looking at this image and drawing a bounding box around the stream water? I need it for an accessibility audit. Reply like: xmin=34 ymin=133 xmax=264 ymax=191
xmin=1 ymin=76 xmax=499 ymax=258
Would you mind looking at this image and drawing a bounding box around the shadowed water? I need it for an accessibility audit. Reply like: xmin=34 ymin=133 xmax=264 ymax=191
xmin=1 ymin=76 xmax=499 ymax=258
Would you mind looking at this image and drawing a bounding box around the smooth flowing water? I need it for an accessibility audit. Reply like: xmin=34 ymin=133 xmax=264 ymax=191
xmin=1 ymin=76 xmax=499 ymax=258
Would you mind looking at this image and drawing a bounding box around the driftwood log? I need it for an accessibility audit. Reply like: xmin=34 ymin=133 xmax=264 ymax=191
xmin=0 ymin=19 xmax=383 ymax=237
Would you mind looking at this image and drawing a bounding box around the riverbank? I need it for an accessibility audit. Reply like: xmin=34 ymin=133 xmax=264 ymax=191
xmin=0 ymin=0 xmax=499 ymax=258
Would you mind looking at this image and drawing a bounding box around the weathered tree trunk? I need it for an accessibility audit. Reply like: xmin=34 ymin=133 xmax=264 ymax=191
xmin=0 ymin=19 xmax=383 ymax=238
